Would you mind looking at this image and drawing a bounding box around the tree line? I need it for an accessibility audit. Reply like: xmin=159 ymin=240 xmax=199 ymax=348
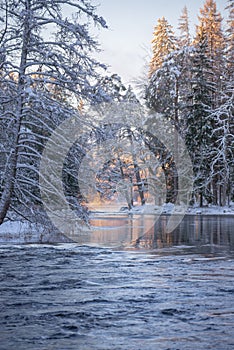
xmin=0 ymin=0 xmax=233 ymax=233
xmin=145 ymin=0 xmax=234 ymax=207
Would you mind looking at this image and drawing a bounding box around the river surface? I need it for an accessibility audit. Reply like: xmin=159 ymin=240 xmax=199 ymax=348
xmin=0 ymin=215 xmax=234 ymax=350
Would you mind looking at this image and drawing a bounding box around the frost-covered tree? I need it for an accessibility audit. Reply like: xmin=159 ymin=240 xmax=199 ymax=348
xmin=146 ymin=47 xmax=197 ymax=201
xmin=191 ymin=0 xmax=233 ymax=205
xmin=209 ymin=0 xmax=234 ymax=205
xmin=0 ymin=0 xmax=108 ymax=225
xmin=195 ymin=0 xmax=224 ymax=60
xmin=186 ymin=28 xmax=215 ymax=206
xmin=95 ymin=133 xmax=148 ymax=209
xmin=146 ymin=47 xmax=194 ymax=134
xmin=178 ymin=6 xmax=190 ymax=48
xmin=225 ymin=0 xmax=234 ymax=96
xmin=93 ymin=74 xmax=127 ymax=103
xmin=210 ymin=95 xmax=234 ymax=205
xmin=145 ymin=1 xmax=233 ymax=207
xmin=195 ymin=0 xmax=225 ymax=107
xmin=149 ymin=17 xmax=176 ymax=77
xmin=89 ymin=93 xmax=147 ymax=210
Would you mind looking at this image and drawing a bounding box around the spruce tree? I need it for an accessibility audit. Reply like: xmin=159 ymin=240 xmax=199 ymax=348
xmin=195 ymin=0 xmax=225 ymax=108
xmin=225 ymin=0 xmax=234 ymax=96
xmin=149 ymin=17 xmax=176 ymax=77
xmin=186 ymin=27 xmax=215 ymax=206
xmin=204 ymin=0 xmax=234 ymax=206
xmin=178 ymin=6 xmax=191 ymax=48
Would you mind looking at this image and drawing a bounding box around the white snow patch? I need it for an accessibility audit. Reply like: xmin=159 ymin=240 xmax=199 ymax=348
xmin=0 ymin=220 xmax=69 ymax=244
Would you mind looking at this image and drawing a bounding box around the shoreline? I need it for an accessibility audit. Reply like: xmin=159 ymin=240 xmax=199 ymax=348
xmin=90 ymin=204 xmax=234 ymax=217
xmin=0 ymin=206 xmax=233 ymax=244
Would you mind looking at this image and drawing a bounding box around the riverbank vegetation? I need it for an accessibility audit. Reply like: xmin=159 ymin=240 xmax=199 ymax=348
xmin=0 ymin=0 xmax=233 ymax=234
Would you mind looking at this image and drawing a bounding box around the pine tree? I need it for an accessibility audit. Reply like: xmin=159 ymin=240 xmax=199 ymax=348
xmin=195 ymin=0 xmax=225 ymax=108
xmin=225 ymin=0 xmax=234 ymax=96
xmin=147 ymin=14 xmax=194 ymax=204
xmin=213 ymin=0 xmax=234 ymax=204
xmin=178 ymin=6 xmax=190 ymax=48
xmin=146 ymin=46 xmax=194 ymax=137
xmin=149 ymin=17 xmax=176 ymax=77
xmin=186 ymin=28 xmax=215 ymax=206
xmin=225 ymin=0 xmax=234 ymax=202
xmin=145 ymin=1 xmax=232 ymax=207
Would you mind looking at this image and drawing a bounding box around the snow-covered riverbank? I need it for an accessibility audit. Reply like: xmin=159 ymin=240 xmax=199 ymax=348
xmin=93 ymin=203 xmax=234 ymax=216
xmin=0 ymin=220 xmax=71 ymax=244
xmin=0 ymin=204 xmax=233 ymax=244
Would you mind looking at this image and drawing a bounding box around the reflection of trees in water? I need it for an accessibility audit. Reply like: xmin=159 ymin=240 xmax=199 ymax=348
xmin=88 ymin=215 xmax=234 ymax=254
xmin=134 ymin=216 xmax=234 ymax=252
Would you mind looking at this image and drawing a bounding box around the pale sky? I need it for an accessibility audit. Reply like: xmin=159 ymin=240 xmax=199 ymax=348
xmin=93 ymin=0 xmax=227 ymax=85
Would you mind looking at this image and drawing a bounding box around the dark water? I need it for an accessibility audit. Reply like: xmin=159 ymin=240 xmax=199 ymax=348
xmin=88 ymin=214 xmax=234 ymax=252
xmin=0 ymin=215 xmax=234 ymax=350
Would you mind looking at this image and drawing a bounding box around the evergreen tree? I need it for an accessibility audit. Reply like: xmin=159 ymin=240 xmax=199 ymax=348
xmin=93 ymin=74 xmax=127 ymax=103
xmin=186 ymin=28 xmax=215 ymax=206
xmin=146 ymin=47 xmax=194 ymax=137
xmin=215 ymin=0 xmax=234 ymax=204
xmin=225 ymin=0 xmax=234 ymax=96
xmin=195 ymin=0 xmax=225 ymax=107
xmin=149 ymin=17 xmax=176 ymax=77
xmin=178 ymin=6 xmax=191 ymax=48
xmin=145 ymin=1 xmax=233 ymax=207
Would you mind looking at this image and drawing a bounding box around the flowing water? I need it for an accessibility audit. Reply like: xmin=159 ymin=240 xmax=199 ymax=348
xmin=0 ymin=215 xmax=233 ymax=350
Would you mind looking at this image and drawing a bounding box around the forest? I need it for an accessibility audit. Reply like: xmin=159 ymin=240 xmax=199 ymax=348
xmin=0 ymin=0 xmax=233 ymax=233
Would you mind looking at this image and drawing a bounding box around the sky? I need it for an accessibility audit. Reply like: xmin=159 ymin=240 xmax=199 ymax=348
xmin=92 ymin=0 xmax=227 ymax=86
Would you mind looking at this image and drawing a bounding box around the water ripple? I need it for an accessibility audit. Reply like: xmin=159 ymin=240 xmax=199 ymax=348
xmin=0 ymin=242 xmax=233 ymax=350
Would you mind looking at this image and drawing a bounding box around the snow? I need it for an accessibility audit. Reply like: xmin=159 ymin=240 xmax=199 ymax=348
xmin=0 ymin=220 xmax=70 ymax=244
xmin=0 ymin=203 xmax=233 ymax=244
xmin=128 ymin=203 xmax=234 ymax=216
xmin=91 ymin=202 xmax=234 ymax=216
xmin=186 ymin=204 xmax=234 ymax=216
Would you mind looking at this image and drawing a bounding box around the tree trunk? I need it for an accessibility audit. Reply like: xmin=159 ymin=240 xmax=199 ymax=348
xmin=133 ymin=161 xmax=145 ymax=206
xmin=127 ymin=128 xmax=145 ymax=206
xmin=118 ymin=157 xmax=133 ymax=210
xmin=173 ymin=79 xmax=179 ymax=203
xmin=0 ymin=0 xmax=30 ymax=224
xmin=199 ymin=192 xmax=203 ymax=207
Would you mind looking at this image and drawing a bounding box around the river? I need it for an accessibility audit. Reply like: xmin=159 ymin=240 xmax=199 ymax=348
xmin=0 ymin=215 xmax=233 ymax=350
